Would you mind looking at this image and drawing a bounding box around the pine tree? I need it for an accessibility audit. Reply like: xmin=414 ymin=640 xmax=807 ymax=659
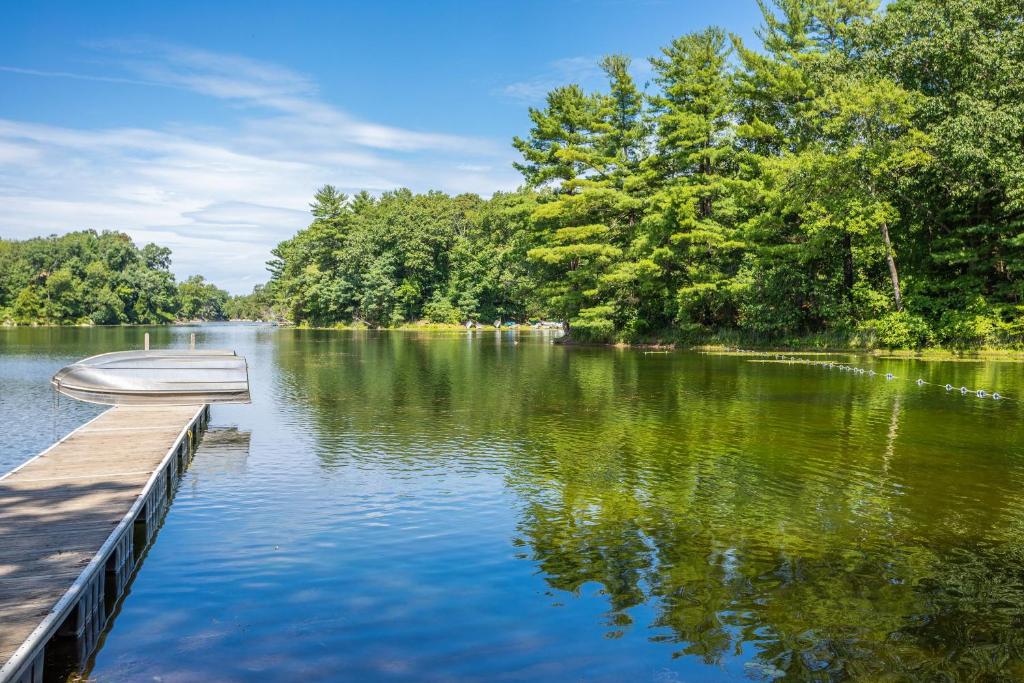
xmin=519 ymin=56 xmax=649 ymax=340
xmin=512 ymin=85 xmax=598 ymax=191
xmin=732 ymin=0 xmax=879 ymax=336
xmin=644 ymin=27 xmax=744 ymax=333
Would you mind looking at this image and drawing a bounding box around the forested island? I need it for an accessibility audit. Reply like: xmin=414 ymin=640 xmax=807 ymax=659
xmin=5 ymin=0 xmax=1023 ymax=349
xmin=0 ymin=231 xmax=242 ymax=324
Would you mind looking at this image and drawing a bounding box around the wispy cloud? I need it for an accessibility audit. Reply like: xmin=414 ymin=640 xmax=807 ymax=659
xmin=109 ymin=41 xmax=319 ymax=98
xmin=0 ymin=65 xmax=165 ymax=88
xmin=456 ymin=163 xmax=492 ymax=173
xmin=0 ymin=41 xmax=521 ymax=292
xmin=500 ymin=56 xmax=605 ymax=102
xmin=499 ymin=55 xmax=654 ymax=104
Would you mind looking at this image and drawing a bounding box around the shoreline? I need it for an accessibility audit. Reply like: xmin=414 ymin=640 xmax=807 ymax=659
xmin=7 ymin=321 xmax=1024 ymax=359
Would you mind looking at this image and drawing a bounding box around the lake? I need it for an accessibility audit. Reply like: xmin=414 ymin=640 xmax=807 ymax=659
xmin=3 ymin=324 xmax=1024 ymax=681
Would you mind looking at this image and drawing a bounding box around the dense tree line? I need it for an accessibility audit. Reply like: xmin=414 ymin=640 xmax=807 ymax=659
xmin=6 ymin=0 xmax=1019 ymax=347
xmin=266 ymin=186 xmax=539 ymax=326
xmin=260 ymin=0 xmax=1024 ymax=348
xmin=0 ymin=231 xmax=232 ymax=324
xmin=222 ymin=284 xmax=275 ymax=322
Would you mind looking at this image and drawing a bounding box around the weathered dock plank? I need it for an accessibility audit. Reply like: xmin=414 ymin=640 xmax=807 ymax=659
xmin=0 ymin=404 xmax=208 ymax=683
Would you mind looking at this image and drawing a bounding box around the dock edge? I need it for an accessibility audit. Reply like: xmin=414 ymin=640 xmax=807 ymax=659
xmin=0 ymin=404 xmax=210 ymax=683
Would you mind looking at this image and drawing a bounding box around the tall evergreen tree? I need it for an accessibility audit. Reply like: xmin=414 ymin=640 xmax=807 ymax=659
xmin=645 ymin=27 xmax=744 ymax=333
xmin=513 ymin=86 xmax=598 ymax=190
xmin=520 ymin=56 xmax=650 ymax=340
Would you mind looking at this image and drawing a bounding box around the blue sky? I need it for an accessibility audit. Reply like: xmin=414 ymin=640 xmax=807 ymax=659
xmin=1 ymin=0 xmax=765 ymax=292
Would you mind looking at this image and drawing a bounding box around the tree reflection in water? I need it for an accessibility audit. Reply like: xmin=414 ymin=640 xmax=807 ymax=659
xmin=276 ymin=330 xmax=1024 ymax=680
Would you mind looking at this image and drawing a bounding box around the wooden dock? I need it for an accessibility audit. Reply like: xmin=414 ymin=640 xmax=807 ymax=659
xmin=0 ymin=404 xmax=209 ymax=683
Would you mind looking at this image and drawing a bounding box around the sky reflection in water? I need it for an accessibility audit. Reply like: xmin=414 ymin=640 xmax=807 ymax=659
xmin=2 ymin=325 xmax=1024 ymax=681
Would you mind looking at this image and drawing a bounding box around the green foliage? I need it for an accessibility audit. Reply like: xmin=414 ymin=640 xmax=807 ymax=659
xmin=514 ymin=55 xmax=650 ymax=340
xmin=266 ymin=188 xmax=541 ymax=327
xmin=932 ymin=301 xmax=1024 ymax=349
xmin=647 ymin=26 xmax=744 ymax=332
xmin=570 ymin=305 xmax=617 ymax=343
xmin=258 ymin=0 xmax=1024 ymax=350
xmin=422 ymin=294 xmax=463 ymax=325
xmin=0 ymin=230 xmax=183 ymax=325
xmin=224 ymin=285 xmax=275 ymax=321
xmin=177 ymin=275 xmax=229 ymax=321
xmin=12 ymin=286 xmax=44 ymax=324
xmin=4 ymin=0 xmax=1017 ymax=350
xmin=860 ymin=311 xmax=934 ymax=349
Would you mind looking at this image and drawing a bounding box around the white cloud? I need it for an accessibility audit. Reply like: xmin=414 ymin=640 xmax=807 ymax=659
xmin=455 ymin=163 xmax=492 ymax=173
xmin=124 ymin=42 xmax=318 ymax=98
xmin=501 ymin=56 xmax=604 ymax=102
xmin=0 ymin=65 xmax=164 ymax=88
xmin=500 ymin=55 xmax=654 ymax=104
xmin=0 ymin=42 xmax=522 ymax=292
xmin=0 ymin=139 xmax=41 ymax=165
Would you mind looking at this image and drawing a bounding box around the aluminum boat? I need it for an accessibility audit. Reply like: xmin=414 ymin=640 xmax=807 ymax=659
xmin=52 ymin=349 xmax=250 ymax=405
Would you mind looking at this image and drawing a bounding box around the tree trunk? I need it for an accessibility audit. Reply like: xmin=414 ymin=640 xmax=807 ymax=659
xmin=700 ymin=150 xmax=713 ymax=219
xmin=879 ymin=221 xmax=903 ymax=311
xmin=842 ymin=233 xmax=854 ymax=305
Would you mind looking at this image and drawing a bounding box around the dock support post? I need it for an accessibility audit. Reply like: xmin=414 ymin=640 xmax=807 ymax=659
xmin=144 ymin=333 xmax=150 ymax=351
xmin=190 ymin=333 xmax=196 ymax=350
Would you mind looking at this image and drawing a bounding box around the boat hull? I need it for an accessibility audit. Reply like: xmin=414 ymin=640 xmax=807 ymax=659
xmin=52 ymin=350 xmax=251 ymax=406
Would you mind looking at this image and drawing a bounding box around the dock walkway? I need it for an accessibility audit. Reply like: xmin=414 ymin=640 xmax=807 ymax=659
xmin=0 ymin=404 xmax=209 ymax=683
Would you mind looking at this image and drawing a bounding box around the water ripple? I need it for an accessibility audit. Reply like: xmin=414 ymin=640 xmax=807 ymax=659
xmin=4 ymin=326 xmax=1024 ymax=681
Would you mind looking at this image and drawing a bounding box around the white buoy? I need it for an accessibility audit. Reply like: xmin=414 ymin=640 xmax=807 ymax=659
xmin=993 ymin=393 xmax=1002 ymax=400
xmin=945 ymin=384 xmax=953 ymax=391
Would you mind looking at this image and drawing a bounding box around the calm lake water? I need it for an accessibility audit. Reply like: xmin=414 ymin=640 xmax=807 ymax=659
xmin=3 ymin=325 xmax=1024 ymax=681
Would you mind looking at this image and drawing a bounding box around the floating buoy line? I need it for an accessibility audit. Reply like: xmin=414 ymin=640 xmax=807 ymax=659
xmin=779 ymin=353 xmax=1011 ymax=402
xmin=699 ymin=349 xmax=1014 ymax=403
